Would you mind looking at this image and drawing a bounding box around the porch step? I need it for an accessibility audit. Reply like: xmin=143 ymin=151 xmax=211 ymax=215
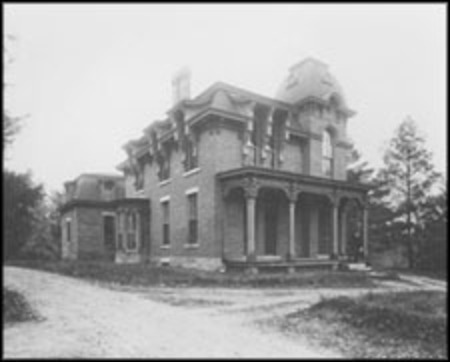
xmin=347 ymin=262 xmax=372 ymax=271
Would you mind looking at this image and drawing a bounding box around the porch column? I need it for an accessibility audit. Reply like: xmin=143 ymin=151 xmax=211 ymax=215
xmin=362 ymin=206 xmax=369 ymax=260
xmin=246 ymin=197 xmax=256 ymax=261
xmin=340 ymin=207 xmax=348 ymax=255
xmin=288 ymin=200 xmax=296 ymax=260
xmin=332 ymin=200 xmax=339 ymax=256
xmin=287 ymin=188 xmax=297 ymax=260
xmin=136 ymin=211 xmax=141 ymax=251
xmin=245 ymin=189 xmax=257 ymax=262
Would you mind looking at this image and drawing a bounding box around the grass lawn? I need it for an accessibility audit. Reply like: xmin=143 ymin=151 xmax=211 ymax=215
xmin=395 ymin=268 xmax=448 ymax=281
xmin=272 ymin=290 xmax=447 ymax=359
xmin=3 ymin=287 xmax=39 ymax=326
xmin=7 ymin=259 xmax=378 ymax=289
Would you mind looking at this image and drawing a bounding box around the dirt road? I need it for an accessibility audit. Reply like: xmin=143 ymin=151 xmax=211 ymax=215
xmin=3 ymin=266 xmax=445 ymax=358
xmin=4 ymin=267 xmax=334 ymax=358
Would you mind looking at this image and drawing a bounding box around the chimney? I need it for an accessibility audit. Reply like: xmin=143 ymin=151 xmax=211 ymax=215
xmin=172 ymin=66 xmax=191 ymax=105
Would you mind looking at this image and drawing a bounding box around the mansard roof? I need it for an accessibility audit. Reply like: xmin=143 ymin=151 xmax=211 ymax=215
xmin=118 ymin=58 xmax=356 ymax=168
xmin=62 ymin=173 xmax=125 ymax=205
xmin=275 ymin=57 xmax=355 ymax=116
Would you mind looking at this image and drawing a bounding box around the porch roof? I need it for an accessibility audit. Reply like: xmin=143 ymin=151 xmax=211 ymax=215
xmin=217 ymin=166 xmax=370 ymax=200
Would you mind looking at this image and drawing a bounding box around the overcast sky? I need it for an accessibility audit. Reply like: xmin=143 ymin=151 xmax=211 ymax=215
xmin=4 ymin=4 xmax=446 ymax=193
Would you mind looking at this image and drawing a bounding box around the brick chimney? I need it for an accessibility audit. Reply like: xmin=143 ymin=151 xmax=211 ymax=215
xmin=172 ymin=66 xmax=191 ymax=105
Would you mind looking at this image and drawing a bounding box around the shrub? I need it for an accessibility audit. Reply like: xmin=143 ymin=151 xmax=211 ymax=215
xmin=3 ymin=287 xmax=37 ymax=324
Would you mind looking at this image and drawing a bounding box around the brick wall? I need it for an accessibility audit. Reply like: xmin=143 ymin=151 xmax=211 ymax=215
xmin=333 ymin=146 xmax=347 ymax=180
xmin=136 ymin=122 xmax=239 ymax=266
xmin=223 ymin=193 xmax=245 ymax=259
xmin=308 ymin=139 xmax=323 ymax=177
xmin=281 ymin=141 xmax=303 ymax=173
xmin=76 ymin=207 xmax=112 ymax=260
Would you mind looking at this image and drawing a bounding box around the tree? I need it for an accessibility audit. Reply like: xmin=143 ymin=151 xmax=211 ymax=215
xmin=3 ymin=33 xmax=55 ymax=261
xmin=3 ymin=171 xmax=45 ymax=260
xmin=376 ymin=117 xmax=442 ymax=268
xmin=346 ymin=144 xmax=375 ymax=184
xmin=20 ymin=192 xmax=62 ymax=261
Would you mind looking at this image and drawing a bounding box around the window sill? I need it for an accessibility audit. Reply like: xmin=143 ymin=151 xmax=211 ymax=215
xmin=184 ymin=243 xmax=200 ymax=249
xmin=159 ymin=179 xmax=172 ymax=187
xmin=161 ymin=244 xmax=171 ymax=249
xmin=183 ymin=168 xmax=201 ymax=178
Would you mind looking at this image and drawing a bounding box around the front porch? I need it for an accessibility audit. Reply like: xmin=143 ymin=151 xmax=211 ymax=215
xmin=219 ymin=167 xmax=371 ymax=273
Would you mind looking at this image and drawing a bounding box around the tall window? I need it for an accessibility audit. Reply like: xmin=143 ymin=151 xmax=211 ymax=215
xmin=162 ymin=201 xmax=170 ymax=245
xmin=159 ymin=157 xmax=170 ymax=181
xmin=184 ymin=139 xmax=198 ymax=171
xmin=65 ymin=218 xmax=72 ymax=243
xmin=158 ymin=145 xmax=171 ymax=182
xmin=187 ymin=193 xmax=198 ymax=244
xmin=135 ymin=157 xmax=145 ymax=191
xmin=322 ymin=130 xmax=333 ymax=177
xmin=126 ymin=212 xmax=138 ymax=251
xmin=117 ymin=211 xmax=138 ymax=251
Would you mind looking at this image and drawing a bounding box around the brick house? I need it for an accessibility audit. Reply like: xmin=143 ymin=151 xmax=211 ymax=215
xmin=60 ymin=58 xmax=370 ymax=271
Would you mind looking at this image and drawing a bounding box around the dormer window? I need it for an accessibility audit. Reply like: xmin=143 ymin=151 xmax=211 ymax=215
xmin=322 ymin=129 xmax=333 ymax=177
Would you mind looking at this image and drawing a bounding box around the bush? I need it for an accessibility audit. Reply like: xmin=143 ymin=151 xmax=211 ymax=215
xmin=3 ymin=287 xmax=37 ymax=324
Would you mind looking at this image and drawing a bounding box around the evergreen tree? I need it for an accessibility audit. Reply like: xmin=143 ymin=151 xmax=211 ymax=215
xmin=346 ymin=145 xmax=375 ymax=184
xmin=376 ymin=117 xmax=442 ymax=268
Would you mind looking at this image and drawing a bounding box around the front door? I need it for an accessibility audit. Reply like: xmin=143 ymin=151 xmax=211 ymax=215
xmin=103 ymin=215 xmax=116 ymax=260
xmin=264 ymin=200 xmax=278 ymax=255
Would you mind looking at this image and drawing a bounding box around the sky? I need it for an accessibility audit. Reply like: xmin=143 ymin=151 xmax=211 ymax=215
xmin=4 ymin=4 xmax=447 ymax=193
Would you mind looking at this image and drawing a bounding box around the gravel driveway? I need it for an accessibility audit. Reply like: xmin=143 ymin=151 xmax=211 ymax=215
xmin=4 ymin=267 xmax=334 ymax=358
xmin=3 ymin=266 xmax=445 ymax=359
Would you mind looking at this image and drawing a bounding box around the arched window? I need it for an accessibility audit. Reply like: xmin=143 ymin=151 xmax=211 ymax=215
xmin=322 ymin=129 xmax=333 ymax=177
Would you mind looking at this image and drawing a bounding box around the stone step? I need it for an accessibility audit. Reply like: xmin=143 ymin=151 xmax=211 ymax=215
xmin=347 ymin=262 xmax=372 ymax=271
